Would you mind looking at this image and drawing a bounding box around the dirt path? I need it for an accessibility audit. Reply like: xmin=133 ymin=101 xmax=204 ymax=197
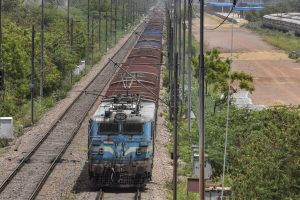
xmin=192 ymin=14 xmax=300 ymax=106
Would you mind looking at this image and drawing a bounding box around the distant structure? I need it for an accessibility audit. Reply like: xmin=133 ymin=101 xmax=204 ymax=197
xmin=263 ymin=13 xmax=300 ymax=36
xmin=205 ymin=0 xmax=264 ymax=18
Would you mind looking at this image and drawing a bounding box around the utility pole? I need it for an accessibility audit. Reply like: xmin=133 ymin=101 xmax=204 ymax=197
xmin=92 ymin=17 xmax=94 ymax=63
xmin=187 ymin=0 xmax=192 ymax=143
xmin=31 ymin=25 xmax=35 ymax=125
xmin=70 ymin=19 xmax=74 ymax=48
xmin=178 ymin=0 xmax=182 ymax=105
xmin=40 ymin=0 xmax=44 ymax=100
xmin=98 ymin=0 xmax=102 ymax=51
xmin=114 ymin=0 xmax=117 ymax=44
xmin=0 ymin=0 xmax=3 ymax=98
xmin=125 ymin=0 xmax=128 ymax=29
xmin=173 ymin=52 xmax=179 ymax=200
xmin=181 ymin=0 xmax=186 ymax=116
xmin=105 ymin=12 xmax=108 ymax=51
xmin=87 ymin=0 xmax=90 ymax=64
xmin=110 ymin=0 xmax=113 ymax=46
xmin=198 ymin=0 xmax=205 ymax=199
xmin=67 ymin=0 xmax=70 ymax=44
xmin=122 ymin=0 xmax=125 ymax=31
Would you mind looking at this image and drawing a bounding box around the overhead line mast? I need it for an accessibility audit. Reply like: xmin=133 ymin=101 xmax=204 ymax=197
xmin=198 ymin=0 xmax=205 ymax=199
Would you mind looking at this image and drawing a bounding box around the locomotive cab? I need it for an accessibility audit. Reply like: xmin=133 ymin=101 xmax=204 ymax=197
xmin=88 ymin=96 xmax=156 ymax=187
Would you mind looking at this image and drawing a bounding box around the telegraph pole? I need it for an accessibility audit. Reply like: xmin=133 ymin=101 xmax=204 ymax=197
xmin=198 ymin=0 xmax=205 ymax=199
xmin=31 ymin=25 xmax=35 ymax=125
xmin=40 ymin=0 xmax=44 ymax=100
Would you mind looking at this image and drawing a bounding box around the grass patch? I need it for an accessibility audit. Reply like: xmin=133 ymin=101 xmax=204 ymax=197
xmin=246 ymin=21 xmax=300 ymax=53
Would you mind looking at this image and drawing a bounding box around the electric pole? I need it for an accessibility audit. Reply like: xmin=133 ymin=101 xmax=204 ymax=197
xmin=99 ymin=0 xmax=102 ymax=51
xmin=173 ymin=52 xmax=179 ymax=200
xmin=67 ymin=0 xmax=70 ymax=44
xmin=40 ymin=0 xmax=44 ymax=100
xmin=87 ymin=0 xmax=90 ymax=64
xmin=114 ymin=0 xmax=117 ymax=44
xmin=105 ymin=12 xmax=108 ymax=51
xmin=31 ymin=25 xmax=35 ymax=125
xmin=181 ymin=0 xmax=186 ymax=116
xmin=0 ymin=0 xmax=3 ymax=99
xmin=110 ymin=0 xmax=113 ymax=46
xmin=187 ymin=0 xmax=192 ymax=144
xmin=198 ymin=0 xmax=205 ymax=199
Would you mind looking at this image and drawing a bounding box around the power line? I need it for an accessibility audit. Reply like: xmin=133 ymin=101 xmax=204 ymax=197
xmin=206 ymin=0 xmax=238 ymax=30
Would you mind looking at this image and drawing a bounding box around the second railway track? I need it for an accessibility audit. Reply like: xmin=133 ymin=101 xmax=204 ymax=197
xmin=0 ymin=21 xmax=146 ymax=200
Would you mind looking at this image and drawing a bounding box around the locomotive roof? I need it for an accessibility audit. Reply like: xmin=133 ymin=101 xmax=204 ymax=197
xmin=91 ymin=101 xmax=156 ymax=123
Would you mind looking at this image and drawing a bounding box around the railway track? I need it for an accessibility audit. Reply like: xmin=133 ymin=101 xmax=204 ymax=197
xmin=96 ymin=188 xmax=141 ymax=200
xmin=0 ymin=21 xmax=147 ymax=200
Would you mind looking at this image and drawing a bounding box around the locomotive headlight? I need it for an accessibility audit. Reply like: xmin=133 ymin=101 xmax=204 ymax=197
xmin=136 ymin=148 xmax=141 ymax=155
xmin=139 ymin=142 xmax=148 ymax=147
xmin=99 ymin=147 xmax=104 ymax=155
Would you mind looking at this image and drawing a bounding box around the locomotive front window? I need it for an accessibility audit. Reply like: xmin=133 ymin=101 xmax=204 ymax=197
xmin=123 ymin=123 xmax=143 ymax=134
xmin=98 ymin=123 xmax=119 ymax=134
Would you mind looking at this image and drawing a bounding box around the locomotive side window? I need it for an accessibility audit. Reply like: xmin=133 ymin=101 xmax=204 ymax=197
xmin=123 ymin=123 xmax=143 ymax=134
xmin=98 ymin=123 xmax=119 ymax=134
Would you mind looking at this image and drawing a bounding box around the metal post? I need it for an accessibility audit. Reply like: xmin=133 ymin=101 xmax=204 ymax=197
xmin=31 ymin=25 xmax=35 ymax=125
xmin=67 ymin=0 xmax=70 ymax=44
xmin=98 ymin=0 xmax=102 ymax=51
xmin=114 ymin=0 xmax=117 ymax=44
xmin=40 ymin=0 xmax=44 ymax=100
xmin=181 ymin=0 xmax=186 ymax=115
xmin=169 ymin=26 xmax=174 ymax=121
xmin=105 ymin=12 xmax=108 ymax=51
xmin=87 ymin=0 xmax=90 ymax=64
xmin=178 ymin=0 xmax=182 ymax=102
xmin=173 ymin=52 xmax=179 ymax=200
xmin=110 ymin=0 xmax=113 ymax=47
xmin=122 ymin=0 xmax=125 ymax=31
xmin=187 ymin=0 xmax=192 ymax=143
xmin=125 ymin=0 xmax=128 ymax=29
xmin=198 ymin=0 xmax=205 ymax=199
xmin=92 ymin=17 xmax=94 ymax=63
xmin=70 ymin=19 xmax=74 ymax=48
xmin=0 ymin=0 xmax=3 ymax=99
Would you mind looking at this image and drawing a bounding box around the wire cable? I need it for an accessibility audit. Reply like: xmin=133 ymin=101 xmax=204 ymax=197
xmin=108 ymin=58 xmax=169 ymax=107
xmin=206 ymin=0 xmax=238 ymax=31
xmin=221 ymin=9 xmax=235 ymax=200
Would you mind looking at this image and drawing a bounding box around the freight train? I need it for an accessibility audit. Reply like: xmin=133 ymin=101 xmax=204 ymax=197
xmin=88 ymin=10 xmax=164 ymax=188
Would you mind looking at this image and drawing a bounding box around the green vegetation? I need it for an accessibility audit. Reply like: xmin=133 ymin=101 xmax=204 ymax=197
xmin=0 ymin=0 xmax=144 ymax=149
xmin=164 ymin=42 xmax=300 ymax=199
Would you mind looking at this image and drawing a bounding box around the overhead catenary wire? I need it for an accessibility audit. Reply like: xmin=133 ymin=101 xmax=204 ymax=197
xmin=108 ymin=58 xmax=169 ymax=107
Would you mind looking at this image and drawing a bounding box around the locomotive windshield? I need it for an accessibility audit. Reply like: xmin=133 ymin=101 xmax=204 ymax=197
xmin=98 ymin=123 xmax=119 ymax=134
xmin=96 ymin=123 xmax=144 ymax=134
xmin=123 ymin=123 xmax=143 ymax=134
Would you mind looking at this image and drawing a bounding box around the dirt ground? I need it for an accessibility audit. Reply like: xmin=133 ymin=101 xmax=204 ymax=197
xmin=192 ymin=14 xmax=300 ymax=106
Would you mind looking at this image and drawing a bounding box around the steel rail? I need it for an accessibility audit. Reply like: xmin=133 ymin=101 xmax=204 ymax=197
xmin=0 ymin=18 xmax=147 ymax=200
